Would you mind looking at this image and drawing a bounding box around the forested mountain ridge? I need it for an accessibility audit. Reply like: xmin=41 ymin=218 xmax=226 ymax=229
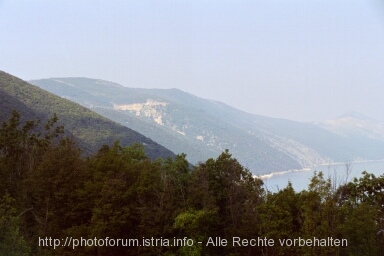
xmin=0 ymin=71 xmax=175 ymax=159
xmin=31 ymin=77 xmax=384 ymax=174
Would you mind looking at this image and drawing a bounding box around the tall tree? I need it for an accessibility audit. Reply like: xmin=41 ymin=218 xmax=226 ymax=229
xmin=0 ymin=193 xmax=30 ymax=256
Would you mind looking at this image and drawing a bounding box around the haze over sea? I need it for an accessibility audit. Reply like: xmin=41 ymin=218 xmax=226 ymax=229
xmin=262 ymin=160 xmax=384 ymax=192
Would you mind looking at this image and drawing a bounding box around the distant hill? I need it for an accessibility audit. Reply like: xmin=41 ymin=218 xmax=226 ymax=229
xmin=318 ymin=112 xmax=384 ymax=142
xmin=29 ymin=77 xmax=384 ymax=174
xmin=0 ymin=71 xmax=175 ymax=160
xmin=337 ymin=111 xmax=373 ymax=121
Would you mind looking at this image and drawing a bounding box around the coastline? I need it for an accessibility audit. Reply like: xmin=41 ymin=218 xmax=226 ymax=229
xmin=257 ymin=159 xmax=384 ymax=180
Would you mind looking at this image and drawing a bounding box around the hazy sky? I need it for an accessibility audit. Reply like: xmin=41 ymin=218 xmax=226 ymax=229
xmin=1 ymin=0 xmax=384 ymax=122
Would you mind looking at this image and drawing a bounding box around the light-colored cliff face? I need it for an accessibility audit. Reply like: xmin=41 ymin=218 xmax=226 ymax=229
xmin=114 ymin=99 xmax=191 ymax=137
xmin=114 ymin=99 xmax=168 ymax=125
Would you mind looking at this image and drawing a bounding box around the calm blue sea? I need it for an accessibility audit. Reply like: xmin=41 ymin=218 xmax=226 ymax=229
xmin=262 ymin=160 xmax=384 ymax=192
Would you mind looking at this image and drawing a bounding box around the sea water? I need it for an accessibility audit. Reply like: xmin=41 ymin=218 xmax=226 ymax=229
xmin=261 ymin=160 xmax=384 ymax=192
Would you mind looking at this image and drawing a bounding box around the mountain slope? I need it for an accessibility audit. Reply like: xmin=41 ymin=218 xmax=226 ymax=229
xmin=30 ymin=78 xmax=304 ymax=173
xmin=30 ymin=77 xmax=384 ymax=174
xmin=0 ymin=71 xmax=175 ymax=160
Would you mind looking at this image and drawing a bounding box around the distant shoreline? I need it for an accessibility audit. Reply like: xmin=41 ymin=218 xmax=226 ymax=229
xmin=257 ymin=159 xmax=384 ymax=180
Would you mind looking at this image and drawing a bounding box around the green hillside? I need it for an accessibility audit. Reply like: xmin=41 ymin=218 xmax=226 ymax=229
xmin=0 ymin=71 xmax=175 ymax=159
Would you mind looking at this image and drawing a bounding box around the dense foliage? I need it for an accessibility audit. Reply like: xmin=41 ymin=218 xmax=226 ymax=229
xmin=1 ymin=111 xmax=384 ymax=255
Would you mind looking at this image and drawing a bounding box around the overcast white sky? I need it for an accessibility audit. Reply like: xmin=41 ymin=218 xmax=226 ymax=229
xmin=1 ymin=0 xmax=384 ymax=122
